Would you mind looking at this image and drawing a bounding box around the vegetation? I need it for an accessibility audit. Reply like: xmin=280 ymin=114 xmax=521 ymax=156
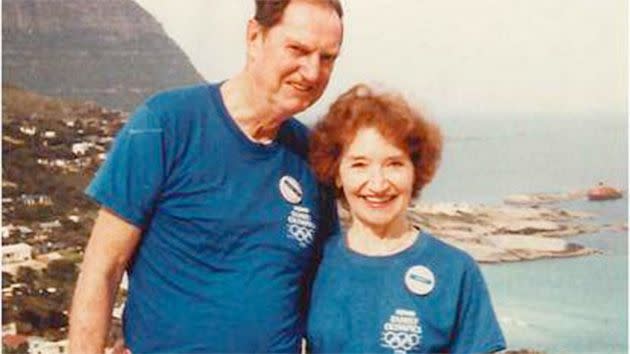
xmin=3 ymin=264 xmax=77 ymax=338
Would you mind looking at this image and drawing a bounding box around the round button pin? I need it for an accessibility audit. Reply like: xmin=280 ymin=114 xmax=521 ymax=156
xmin=279 ymin=175 xmax=303 ymax=204
xmin=405 ymin=265 xmax=435 ymax=296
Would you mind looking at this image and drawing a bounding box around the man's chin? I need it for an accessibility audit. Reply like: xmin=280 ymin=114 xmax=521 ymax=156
xmin=281 ymin=99 xmax=315 ymax=116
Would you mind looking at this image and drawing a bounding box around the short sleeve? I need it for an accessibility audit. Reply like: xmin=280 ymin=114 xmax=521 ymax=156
xmin=85 ymin=104 xmax=167 ymax=228
xmin=449 ymin=262 xmax=506 ymax=353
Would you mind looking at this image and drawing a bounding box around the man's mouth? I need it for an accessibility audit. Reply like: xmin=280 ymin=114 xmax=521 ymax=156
xmin=289 ymin=82 xmax=313 ymax=93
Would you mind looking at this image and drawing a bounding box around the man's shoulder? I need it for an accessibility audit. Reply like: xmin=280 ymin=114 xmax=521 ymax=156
xmin=277 ymin=118 xmax=311 ymax=157
xmin=142 ymin=82 xmax=213 ymax=115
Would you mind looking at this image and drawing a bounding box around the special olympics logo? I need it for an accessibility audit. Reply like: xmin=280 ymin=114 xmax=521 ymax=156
xmin=381 ymin=331 xmax=421 ymax=352
xmin=286 ymin=206 xmax=316 ymax=248
xmin=288 ymin=223 xmax=314 ymax=247
xmin=380 ymin=309 xmax=422 ymax=354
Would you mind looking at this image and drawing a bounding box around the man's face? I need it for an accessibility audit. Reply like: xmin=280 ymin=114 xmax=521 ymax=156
xmin=248 ymin=0 xmax=343 ymax=117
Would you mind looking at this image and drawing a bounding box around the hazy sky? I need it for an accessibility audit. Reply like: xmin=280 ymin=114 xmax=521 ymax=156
xmin=134 ymin=0 xmax=627 ymax=122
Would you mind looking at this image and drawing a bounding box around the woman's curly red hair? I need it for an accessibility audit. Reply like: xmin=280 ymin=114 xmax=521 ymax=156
xmin=309 ymin=84 xmax=443 ymax=199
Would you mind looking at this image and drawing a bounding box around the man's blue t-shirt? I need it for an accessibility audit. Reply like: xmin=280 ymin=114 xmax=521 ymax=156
xmin=86 ymin=83 xmax=336 ymax=353
xmin=307 ymin=232 xmax=506 ymax=354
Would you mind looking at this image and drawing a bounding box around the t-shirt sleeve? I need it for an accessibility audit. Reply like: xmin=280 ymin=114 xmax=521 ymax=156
xmin=85 ymin=104 xmax=167 ymax=228
xmin=449 ymin=261 xmax=506 ymax=353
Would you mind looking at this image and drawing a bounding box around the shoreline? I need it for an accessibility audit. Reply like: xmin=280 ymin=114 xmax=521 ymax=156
xmin=339 ymin=192 xmax=626 ymax=264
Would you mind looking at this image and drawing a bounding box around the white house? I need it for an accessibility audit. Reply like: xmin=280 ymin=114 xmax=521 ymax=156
xmin=2 ymin=322 xmax=17 ymax=335
xmin=2 ymin=243 xmax=33 ymax=264
xmin=67 ymin=215 xmax=80 ymax=223
xmin=21 ymin=194 xmax=53 ymax=206
xmin=28 ymin=337 xmax=69 ymax=354
xmin=19 ymin=126 xmax=37 ymax=136
xmin=39 ymin=220 xmax=62 ymax=230
xmin=2 ymin=224 xmax=15 ymax=238
xmin=72 ymin=142 xmax=92 ymax=156
xmin=17 ymin=225 xmax=33 ymax=235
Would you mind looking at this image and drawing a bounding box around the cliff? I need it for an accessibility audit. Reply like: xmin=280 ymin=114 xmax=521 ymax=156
xmin=2 ymin=0 xmax=205 ymax=111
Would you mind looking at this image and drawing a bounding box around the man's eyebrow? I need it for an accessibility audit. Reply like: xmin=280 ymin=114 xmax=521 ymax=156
xmin=285 ymin=37 xmax=312 ymax=49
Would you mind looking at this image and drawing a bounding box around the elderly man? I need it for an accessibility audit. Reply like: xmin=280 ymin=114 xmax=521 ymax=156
xmin=69 ymin=0 xmax=343 ymax=352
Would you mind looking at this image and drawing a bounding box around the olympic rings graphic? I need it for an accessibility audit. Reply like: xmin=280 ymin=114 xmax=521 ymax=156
xmin=288 ymin=223 xmax=314 ymax=245
xmin=381 ymin=331 xmax=420 ymax=351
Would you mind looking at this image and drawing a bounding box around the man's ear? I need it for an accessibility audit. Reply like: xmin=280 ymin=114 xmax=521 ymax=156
xmin=247 ymin=19 xmax=264 ymax=47
xmin=246 ymin=19 xmax=264 ymax=62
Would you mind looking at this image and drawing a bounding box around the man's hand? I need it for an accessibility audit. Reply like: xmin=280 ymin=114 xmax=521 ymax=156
xmin=111 ymin=338 xmax=132 ymax=354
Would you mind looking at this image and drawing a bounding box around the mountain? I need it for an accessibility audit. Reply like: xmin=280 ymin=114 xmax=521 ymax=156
xmin=2 ymin=0 xmax=205 ymax=111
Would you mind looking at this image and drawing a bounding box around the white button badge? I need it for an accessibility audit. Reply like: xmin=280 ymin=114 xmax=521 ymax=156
xmin=405 ymin=265 xmax=435 ymax=296
xmin=279 ymin=175 xmax=303 ymax=204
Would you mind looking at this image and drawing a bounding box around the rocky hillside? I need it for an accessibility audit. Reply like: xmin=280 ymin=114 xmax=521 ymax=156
xmin=2 ymin=0 xmax=205 ymax=111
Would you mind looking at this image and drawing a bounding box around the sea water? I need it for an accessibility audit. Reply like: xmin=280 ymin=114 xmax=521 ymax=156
xmin=420 ymin=115 xmax=628 ymax=353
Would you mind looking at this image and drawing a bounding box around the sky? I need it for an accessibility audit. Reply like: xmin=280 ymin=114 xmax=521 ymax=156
xmin=134 ymin=0 xmax=627 ymax=123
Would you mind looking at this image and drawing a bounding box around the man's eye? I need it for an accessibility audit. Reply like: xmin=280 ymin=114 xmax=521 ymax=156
xmin=288 ymin=46 xmax=305 ymax=55
xmin=321 ymin=54 xmax=337 ymax=63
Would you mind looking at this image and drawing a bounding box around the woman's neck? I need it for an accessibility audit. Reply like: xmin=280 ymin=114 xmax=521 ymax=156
xmin=346 ymin=218 xmax=419 ymax=256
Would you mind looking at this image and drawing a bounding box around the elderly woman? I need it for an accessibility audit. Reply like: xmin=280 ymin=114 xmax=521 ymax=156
xmin=307 ymin=84 xmax=506 ymax=353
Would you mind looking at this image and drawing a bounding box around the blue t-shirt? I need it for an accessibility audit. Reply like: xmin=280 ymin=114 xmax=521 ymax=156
xmin=86 ymin=83 xmax=336 ymax=353
xmin=307 ymin=232 xmax=506 ymax=354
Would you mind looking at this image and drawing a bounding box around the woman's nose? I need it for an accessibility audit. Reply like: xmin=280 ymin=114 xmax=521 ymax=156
xmin=366 ymin=168 xmax=389 ymax=193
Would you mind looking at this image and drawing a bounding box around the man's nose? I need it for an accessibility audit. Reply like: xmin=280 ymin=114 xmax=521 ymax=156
xmin=300 ymin=53 xmax=320 ymax=82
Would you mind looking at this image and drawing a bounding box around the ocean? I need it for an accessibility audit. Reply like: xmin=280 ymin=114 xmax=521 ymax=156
xmin=419 ymin=115 xmax=628 ymax=353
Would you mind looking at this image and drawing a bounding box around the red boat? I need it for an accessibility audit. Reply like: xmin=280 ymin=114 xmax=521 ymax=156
xmin=587 ymin=185 xmax=623 ymax=201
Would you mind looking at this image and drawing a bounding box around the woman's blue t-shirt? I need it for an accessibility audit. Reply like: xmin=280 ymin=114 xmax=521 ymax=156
xmin=307 ymin=232 xmax=506 ymax=353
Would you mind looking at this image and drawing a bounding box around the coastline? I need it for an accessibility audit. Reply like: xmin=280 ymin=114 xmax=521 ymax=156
xmin=339 ymin=191 xmax=626 ymax=264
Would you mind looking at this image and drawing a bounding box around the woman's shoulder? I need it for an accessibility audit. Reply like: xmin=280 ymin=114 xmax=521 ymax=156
xmin=419 ymin=232 xmax=479 ymax=270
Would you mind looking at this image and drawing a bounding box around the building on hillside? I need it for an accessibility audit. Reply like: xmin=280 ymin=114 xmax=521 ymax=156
xmin=19 ymin=126 xmax=37 ymax=136
xmin=20 ymin=194 xmax=53 ymax=207
xmin=2 ymin=322 xmax=18 ymax=335
xmin=2 ymin=224 xmax=15 ymax=238
xmin=72 ymin=142 xmax=92 ymax=156
xmin=28 ymin=337 xmax=69 ymax=354
xmin=39 ymin=220 xmax=62 ymax=231
xmin=2 ymin=243 xmax=32 ymax=264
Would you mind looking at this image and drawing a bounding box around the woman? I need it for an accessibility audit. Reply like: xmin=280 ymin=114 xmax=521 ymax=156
xmin=307 ymin=84 xmax=506 ymax=353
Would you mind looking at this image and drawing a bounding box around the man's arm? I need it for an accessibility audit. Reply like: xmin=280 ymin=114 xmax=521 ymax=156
xmin=69 ymin=208 xmax=142 ymax=354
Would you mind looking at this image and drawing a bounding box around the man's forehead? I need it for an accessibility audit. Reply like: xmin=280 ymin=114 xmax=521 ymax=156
xmin=272 ymin=3 xmax=343 ymax=50
xmin=283 ymin=30 xmax=341 ymax=54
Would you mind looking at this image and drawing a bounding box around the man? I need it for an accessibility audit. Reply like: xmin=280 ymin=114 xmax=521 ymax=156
xmin=68 ymin=0 xmax=343 ymax=352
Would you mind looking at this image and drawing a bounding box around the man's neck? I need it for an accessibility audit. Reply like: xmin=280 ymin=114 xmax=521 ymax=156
xmin=220 ymin=73 xmax=287 ymax=144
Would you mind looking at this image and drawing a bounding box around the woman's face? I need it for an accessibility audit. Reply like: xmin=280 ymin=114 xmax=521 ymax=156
xmin=337 ymin=127 xmax=415 ymax=233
